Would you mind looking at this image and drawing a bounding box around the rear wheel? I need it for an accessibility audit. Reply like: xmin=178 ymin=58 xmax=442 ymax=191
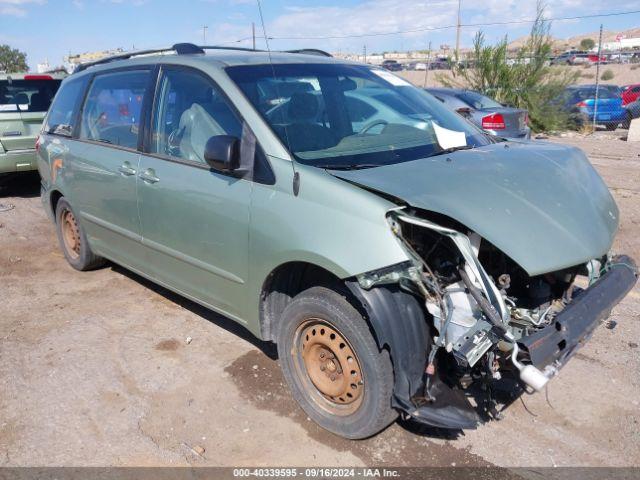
xmin=605 ymin=123 xmax=618 ymax=131
xmin=55 ymin=197 xmax=105 ymax=271
xmin=277 ymin=286 xmax=397 ymax=439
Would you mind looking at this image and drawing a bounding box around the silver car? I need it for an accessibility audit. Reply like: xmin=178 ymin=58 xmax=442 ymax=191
xmin=426 ymin=88 xmax=531 ymax=140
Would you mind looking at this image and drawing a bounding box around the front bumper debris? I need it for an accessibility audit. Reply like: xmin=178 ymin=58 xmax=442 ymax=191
xmin=518 ymin=255 xmax=637 ymax=369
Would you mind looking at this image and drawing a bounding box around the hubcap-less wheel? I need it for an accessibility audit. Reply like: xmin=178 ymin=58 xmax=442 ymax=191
xmin=61 ymin=209 xmax=81 ymax=259
xmin=295 ymin=319 xmax=364 ymax=415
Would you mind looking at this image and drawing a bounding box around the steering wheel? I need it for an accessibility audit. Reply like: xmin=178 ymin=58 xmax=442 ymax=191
xmin=359 ymin=119 xmax=388 ymax=134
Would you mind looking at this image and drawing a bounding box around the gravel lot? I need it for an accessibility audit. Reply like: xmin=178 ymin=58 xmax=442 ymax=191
xmin=0 ymin=131 xmax=638 ymax=467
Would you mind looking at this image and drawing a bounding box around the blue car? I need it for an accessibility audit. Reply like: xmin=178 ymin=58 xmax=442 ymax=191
xmin=560 ymin=85 xmax=626 ymax=130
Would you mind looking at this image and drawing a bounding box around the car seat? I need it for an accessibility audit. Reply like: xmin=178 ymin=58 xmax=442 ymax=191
xmin=178 ymin=102 xmax=227 ymax=163
xmin=284 ymin=92 xmax=337 ymax=153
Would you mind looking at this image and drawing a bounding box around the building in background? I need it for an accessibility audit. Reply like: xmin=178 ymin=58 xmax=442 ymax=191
xmin=63 ymin=48 xmax=124 ymax=73
xmin=602 ymin=37 xmax=640 ymax=51
xmin=36 ymin=59 xmax=50 ymax=73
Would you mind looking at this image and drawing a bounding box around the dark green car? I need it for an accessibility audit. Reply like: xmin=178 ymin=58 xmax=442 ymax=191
xmin=37 ymin=44 xmax=637 ymax=439
xmin=1 ymin=73 xmax=63 ymax=177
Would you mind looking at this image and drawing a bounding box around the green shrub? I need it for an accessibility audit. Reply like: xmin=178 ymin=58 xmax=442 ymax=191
xmin=601 ymin=69 xmax=614 ymax=81
xmin=439 ymin=1 xmax=577 ymax=132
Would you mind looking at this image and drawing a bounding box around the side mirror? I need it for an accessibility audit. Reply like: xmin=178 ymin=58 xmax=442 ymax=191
xmin=204 ymin=135 xmax=241 ymax=172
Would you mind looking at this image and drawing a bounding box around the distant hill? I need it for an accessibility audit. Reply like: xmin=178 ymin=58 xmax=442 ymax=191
xmin=507 ymin=27 xmax=640 ymax=51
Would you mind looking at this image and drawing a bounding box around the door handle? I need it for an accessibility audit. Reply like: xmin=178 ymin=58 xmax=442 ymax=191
xmin=139 ymin=169 xmax=159 ymax=184
xmin=118 ymin=163 xmax=137 ymax=176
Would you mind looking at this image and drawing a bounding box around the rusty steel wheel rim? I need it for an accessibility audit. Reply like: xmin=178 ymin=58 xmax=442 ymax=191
xmin=294 ymin=319 xmax=364 ymax=415
xmin=61 ymin=209 xmax=81 ymax=259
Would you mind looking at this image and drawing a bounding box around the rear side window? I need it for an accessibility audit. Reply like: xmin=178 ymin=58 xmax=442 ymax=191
xmin=79 ymin=70 xmax=150 ymax=149
xmin=0 ymin=78 xmax=61 ymax=113
xmin=44 ymin=76 xmax=88 ymax=136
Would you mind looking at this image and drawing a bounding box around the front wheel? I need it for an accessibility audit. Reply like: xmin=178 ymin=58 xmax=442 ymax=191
xmin=277 ymin=286 xmax=397 ymax=439
xmin=605 ymin=123 xmax=618 ymax=131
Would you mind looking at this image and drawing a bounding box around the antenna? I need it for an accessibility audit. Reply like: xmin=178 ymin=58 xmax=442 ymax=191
xmin=255 ymin=0 xmax=299 ymax=195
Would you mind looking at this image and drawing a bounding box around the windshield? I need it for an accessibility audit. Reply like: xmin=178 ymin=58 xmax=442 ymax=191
xmin=456 ymin=90 xmax=503 ymax=110
xmin=226 ymin=63 xmax=491 ymax=168
xmin=0 ymin=79 xmax=61 ymax=113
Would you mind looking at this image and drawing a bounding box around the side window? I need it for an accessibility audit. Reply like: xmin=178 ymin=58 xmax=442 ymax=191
xmin=79 ymin=70 xmax=150 ymax=149
xmin=151 ymin=69 xmax=242 ymax=164
xmin=44 ymin=76 xmax=88 ymax=136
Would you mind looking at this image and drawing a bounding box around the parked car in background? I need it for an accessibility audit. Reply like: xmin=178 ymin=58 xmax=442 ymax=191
xmin=428 ymin=58 xmax=450 ymax=70
xmin=426 ymin=87 xmax=531 ymax=139
xmin=37 ymin=43 xmax=637 ymax=440
xmin=550 ymin=50 xmax=586 ymax=65
xmin=622 ymin=83 xmax=640 ymax=106
xmin=608 ymin=52 xmax=633 ymax=64
xmin=623 ymin=99 xmax=640 ymax=129
xmin=550 ymin=51 xmax=605 ymax=65
xmin=558 ymin=85 xmax=626 ymax=130
xmin=381 ymin=59 xmax=402 ymax=72
xmin=0 ymin=73 xmax=64 ymax=178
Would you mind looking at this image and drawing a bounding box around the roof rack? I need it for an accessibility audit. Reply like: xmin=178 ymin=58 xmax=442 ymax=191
xmin=73 ymin=43 xmax=332 ymax=73
xmin=283 ymin=49 xmax=332 ymax=57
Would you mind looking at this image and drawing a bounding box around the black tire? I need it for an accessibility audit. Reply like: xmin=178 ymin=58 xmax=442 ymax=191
xmin=277 ymin=286 xmax=397 ymax=439
xmin=622 ymin=112 xmax=632 ymax=130
xmin=605 ymin=123 xmax=618 ymax=131
xmin=55 ymin=197 xmax=105 ymax=271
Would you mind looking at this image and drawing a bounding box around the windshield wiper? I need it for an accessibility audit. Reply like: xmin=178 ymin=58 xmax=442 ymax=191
xmin=320 ymin=163 xmax=382 ymax=170
xmin=318 ymin=163 xmax=382 ymax=170
xmin=428 ymin=145 xmax=475 ymax=157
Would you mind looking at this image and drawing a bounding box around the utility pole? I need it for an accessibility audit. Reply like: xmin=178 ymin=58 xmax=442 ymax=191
xmin=455 ymin=0 xmax=462 ymax=61
xmin=252 ymin=22 xmax=256 ymax=50
xmin=363 ymin=45 xmax=367 ymax=64
xmin=202 ymin=25 xmax=208 ymax=44
xmin=423 ymin=40 xmax=432 ymax=87
xmin=593 ymin=24 xmax=603 ymax=133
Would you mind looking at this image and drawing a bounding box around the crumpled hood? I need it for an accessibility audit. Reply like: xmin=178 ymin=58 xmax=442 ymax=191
xmin=330 ymin=142 xmax=619 ymax=276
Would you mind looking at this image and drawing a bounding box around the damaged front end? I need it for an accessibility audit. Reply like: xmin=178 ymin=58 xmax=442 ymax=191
xmin=349 ymin=208 xmax=638 ymax=430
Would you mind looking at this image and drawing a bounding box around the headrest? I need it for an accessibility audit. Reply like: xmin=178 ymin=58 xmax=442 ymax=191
xmin=287 ymin=92 xmax=319 ymax=122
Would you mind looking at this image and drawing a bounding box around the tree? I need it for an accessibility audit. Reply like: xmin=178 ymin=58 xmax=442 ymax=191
xmin=580 ymin=38 xmax=595 ymax=51
xmin=0 ymin=45 xmax=28 ymax=73
xmin=439 ymin=1 xmax=579 ymax=131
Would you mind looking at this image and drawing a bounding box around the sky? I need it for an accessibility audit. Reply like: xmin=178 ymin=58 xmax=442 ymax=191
xmin=1 ymin=0 xmax=639 ymax=70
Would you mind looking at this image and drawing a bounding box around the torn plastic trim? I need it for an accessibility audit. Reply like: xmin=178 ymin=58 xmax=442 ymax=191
xmin=388 ymin=209 xmax=509 ymax=324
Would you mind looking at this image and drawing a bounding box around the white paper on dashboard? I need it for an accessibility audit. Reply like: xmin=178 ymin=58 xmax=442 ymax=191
xmin=432 ymin=122 xmax=467 ymax=150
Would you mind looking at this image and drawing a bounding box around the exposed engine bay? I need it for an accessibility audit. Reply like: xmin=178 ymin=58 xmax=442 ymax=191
xmin=352 ymin=207 xmax=637 ymax=427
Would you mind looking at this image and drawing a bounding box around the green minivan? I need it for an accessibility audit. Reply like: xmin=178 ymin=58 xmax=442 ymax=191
xmin=1 ymin=73 xmax=63 ymax=177
xmin=38 ymin=44 xmax=637 ymax=439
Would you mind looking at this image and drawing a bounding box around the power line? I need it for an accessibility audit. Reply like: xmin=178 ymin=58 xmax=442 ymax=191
xmin=257 ymin=9 xmax=640 ymax=41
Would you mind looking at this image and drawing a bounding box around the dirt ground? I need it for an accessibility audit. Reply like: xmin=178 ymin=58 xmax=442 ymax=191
xmin=0 ymin=130 xmax=639 ymax=467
